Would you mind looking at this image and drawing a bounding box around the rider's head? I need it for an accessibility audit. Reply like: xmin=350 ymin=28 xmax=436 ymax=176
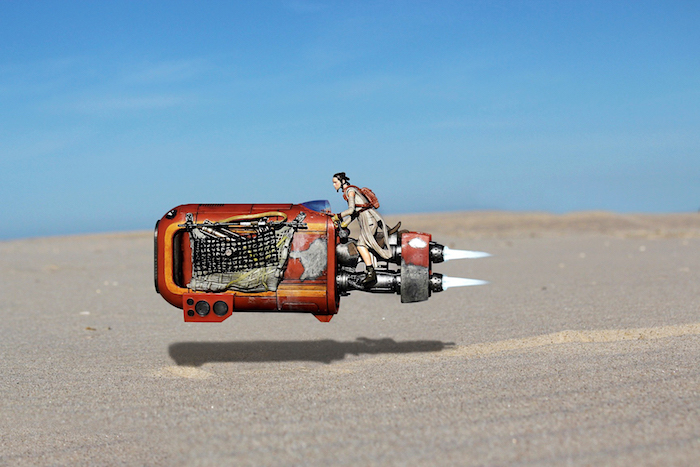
xmin=332 ymin=172 xmax=350 ymax=192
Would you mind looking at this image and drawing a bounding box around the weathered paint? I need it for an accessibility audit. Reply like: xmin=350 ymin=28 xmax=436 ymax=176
xmin=400 ymin=231 xmax=432 ymax=303
xmin=155 ymin=203 xmax=339 ymax=321
xmin=289 ymin=237 xmax=328 ymax=281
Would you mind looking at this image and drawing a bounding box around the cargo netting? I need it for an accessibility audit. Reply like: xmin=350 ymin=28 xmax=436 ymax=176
xmin=184 ymin=212 xmax=306 ymax=293
xmin=191 ymin=224 xmax=279 ymax=276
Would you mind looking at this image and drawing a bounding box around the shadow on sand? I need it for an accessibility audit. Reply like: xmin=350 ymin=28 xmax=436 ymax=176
xmin=169 ymin=337 xmax=454 ymax=366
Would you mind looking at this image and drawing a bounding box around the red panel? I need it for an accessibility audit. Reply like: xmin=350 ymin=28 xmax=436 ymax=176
xmin=401 ymin=232 xmax=432 ymax=268
xmin=284 ymin=259 xmax=305 ymax=280
xmin=284 ymin=232 xmax=328 ymax=281
xmin=325 ymin=216 xmax=339 ymax=315
xmin=156 ymin=206 xmax=191 ymax=309
xmin=252 ymin=203 xmax=294 ymax=211
xmin=233 ymin=294 xmax=277 ymax=311
xmin=276 ymin=284 xmax=327 ymax=313
xmin=183 ymin=293 xmax=234 ymax=322
xmin=195 ymin=204 xmax=252 ymax=219
xmin=181 ymin=231 xmax=192 ymax=286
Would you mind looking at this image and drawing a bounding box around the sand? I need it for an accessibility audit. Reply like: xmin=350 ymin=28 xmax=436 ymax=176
xmin=2 ymin=211 xmax=700 ymax=466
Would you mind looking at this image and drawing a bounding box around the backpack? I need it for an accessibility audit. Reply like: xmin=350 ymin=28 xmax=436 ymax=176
xmin=343 ymin=185 xmax=380 ymax=210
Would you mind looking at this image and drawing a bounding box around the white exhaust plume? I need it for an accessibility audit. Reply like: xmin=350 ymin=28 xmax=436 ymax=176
xmin=441 ymin=276 xmax=489 ymax=290
xmin=442 ymin=247 xmax=491 ymax=261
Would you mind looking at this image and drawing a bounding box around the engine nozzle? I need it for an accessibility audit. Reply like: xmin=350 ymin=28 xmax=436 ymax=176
xmin=429 ymin=273 xmax=489 ymax=292
xmin=429 ymin=243 xmax=491 ymax=263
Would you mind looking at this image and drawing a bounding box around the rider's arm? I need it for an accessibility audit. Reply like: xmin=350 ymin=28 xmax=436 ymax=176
xmin=339 ymin=187 xmax=357 ymax=219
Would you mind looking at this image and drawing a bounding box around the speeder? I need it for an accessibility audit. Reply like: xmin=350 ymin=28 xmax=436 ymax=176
xmin=154 ymin=200 xmax=489 ymax=323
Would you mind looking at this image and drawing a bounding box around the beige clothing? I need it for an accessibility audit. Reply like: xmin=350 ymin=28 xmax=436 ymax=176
xmin=341 ymin=187 xmax=392 ymax=261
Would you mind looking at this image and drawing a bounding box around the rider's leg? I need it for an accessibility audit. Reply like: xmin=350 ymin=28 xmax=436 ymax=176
xmin=357 ymin=245 xmax=377 ymax=287
xmin=357 ymin=245 xmax=373 ymax=266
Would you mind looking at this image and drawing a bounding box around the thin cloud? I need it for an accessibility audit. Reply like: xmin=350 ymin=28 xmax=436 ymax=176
xmin=71 ymin=94 xmax=192 ymax=112
xmin=123 ymin=59 xmax=210 ymax=84
xmin=2 ymin=129 xmax=88 ymax=164
xmin=0 ymin=56 xmax=87 ymax=97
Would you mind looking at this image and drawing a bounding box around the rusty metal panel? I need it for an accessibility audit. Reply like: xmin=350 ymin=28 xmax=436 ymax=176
xmin=400 ymin=232 xmax=432 ymax=303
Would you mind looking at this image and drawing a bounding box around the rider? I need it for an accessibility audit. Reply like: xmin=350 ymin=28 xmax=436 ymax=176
xmin=332 ymin=172 xmax=398 ymax=287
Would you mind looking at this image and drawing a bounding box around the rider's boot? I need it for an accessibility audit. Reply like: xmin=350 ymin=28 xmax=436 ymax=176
xmin=363 ymin=265 xmax=378 ymax=288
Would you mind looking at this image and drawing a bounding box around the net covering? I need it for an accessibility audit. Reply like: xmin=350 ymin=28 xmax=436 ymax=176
xmin=192 ymin=225 xmax=279 ymax=276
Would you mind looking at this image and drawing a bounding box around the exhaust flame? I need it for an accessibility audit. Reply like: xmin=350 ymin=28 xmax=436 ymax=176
xmin=442 ymin=276 xmax=489 ymax=290
xmin=442 ymin=247 xmax=491 ymax=261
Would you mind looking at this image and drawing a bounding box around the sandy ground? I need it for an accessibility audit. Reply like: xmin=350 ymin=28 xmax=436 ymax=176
xmin=2 ymin=211 xmax=700 ymax=466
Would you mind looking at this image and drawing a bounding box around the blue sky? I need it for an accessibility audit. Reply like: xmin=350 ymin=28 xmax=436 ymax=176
xmin=1 ymin=1 xmax=699 ymax=239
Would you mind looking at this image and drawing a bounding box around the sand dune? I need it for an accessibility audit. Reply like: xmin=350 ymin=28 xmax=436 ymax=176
xmin=2 ymin=211 xmax=700 ymax=466
xmin=385 ymin=210 xmax=700 ymax=239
